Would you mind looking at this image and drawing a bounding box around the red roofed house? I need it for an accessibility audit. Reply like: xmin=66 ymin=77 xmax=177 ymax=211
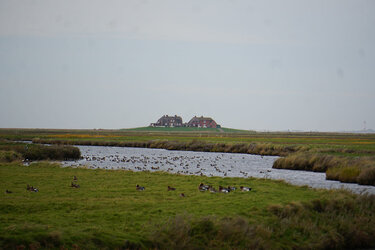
xmin=187 ymin=116 xmax=219 ymax=128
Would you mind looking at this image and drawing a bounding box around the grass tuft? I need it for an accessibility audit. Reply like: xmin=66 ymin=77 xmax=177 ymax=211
xmin=149 ymin=215 xmax=272 ymax=249
xmin=357 ymin=167 xmax=375 ymax=185
xmin=267 ymin=194 xmax=375 ymax=249
xmin=0 ymin=150 xmax=22 ymax=162
xmin=326 ymin=166 xmax=361 ymax=183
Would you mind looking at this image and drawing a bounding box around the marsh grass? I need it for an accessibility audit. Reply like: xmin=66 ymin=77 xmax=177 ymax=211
xmin=32 ymin=138 xmax=303 ymax=156
xmin=1 ymin=128 xmax=375 ymax=156
xmin=2 ymin=162 xmax=372 ymax=249
xmin=23 ymin=144 xmax=81 ymax=161
xmin=326 ymin=166 xmax=361 ymax=183
xmin=2 ymin=128 xmax=375 ymax=186
xmin=274 ymin=153 xmax=375 ymax=185
xmin=150 ymin=215 xmax=272 ymax=249
xmin=0 ymin=150 xmax=22 ymax=162
xmin=357 ymin=167 xmax=375 ymax=185
xmin=150 ymin=193 xmax=375 ymax=249
xmin=267 ymin=194 xmax=375 ymax=249
xmin=26 ymin=137 xmax=375 ymax=186
xmin=0 ymin=140 xmax=80 ymax=161
xmin=273 ymin=153 xmax=341 ymax=172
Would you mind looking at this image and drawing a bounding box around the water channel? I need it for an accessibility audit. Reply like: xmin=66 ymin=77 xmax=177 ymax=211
xmin=62 ymin=145 xmax=375 ymax=194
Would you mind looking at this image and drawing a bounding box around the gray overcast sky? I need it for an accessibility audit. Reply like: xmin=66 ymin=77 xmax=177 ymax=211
xmin=0 ymin=0 xmax=374 ymax=131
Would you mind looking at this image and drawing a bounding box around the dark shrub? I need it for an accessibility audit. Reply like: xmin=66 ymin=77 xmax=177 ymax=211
xmin=23 ymin=145 xmax=81 ymax=161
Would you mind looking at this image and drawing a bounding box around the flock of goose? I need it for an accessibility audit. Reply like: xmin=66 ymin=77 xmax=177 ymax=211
xmin=81 ymin=153 xmax=248 ymax=177
xmin=67 ymin=146 xmax=278 ymax=179
xmin=198 ymin=183 xmax=251 ymax=193
xmin=134 ymin=182 xmax=252 ymax=198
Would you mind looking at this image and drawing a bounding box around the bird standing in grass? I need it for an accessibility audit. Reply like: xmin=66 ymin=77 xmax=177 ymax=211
xmin=136 ymin=184 xmax=145 ymax=191
xmin=219 ymin=186 xmax=229 ymax=193
xmin=199 ymin=183 xmax=209 ymax=191
xmin=240 ymin=186 xmax=251 ymax=191
xmin=209 ymin=186 xmax=217 ymax=193
xmin=168 ymin=186 xmax=176 ymax=191
xmin=71 ymin=182 xmax=80 ymax=188
xmin=27 ymin=184 xmax=38 ymax=192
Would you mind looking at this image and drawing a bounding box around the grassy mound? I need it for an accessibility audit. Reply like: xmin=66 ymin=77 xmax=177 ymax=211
xmin=123 ymin=126 xmax=252 ymax=133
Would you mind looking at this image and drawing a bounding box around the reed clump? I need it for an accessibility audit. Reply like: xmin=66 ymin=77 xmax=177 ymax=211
xmin=273 ymin=153 xmax=341 ymax=172
xmin=274 ymin=153 xmax=375 ymax=186
xmin=149 ymin=215 xmax=272 ymax=249
xmin=0 ymin=150 xmax=22 ymax=162
xmin=150 ymin=193 xmax=375 ymax=249
xmin=357 ymin=167 xmax=375 ymax=185
xmin=22 ymin=144 xmax=81 ymax=161
xmin=326 ymin=166 xmax=361 ymax=183
xmin=0 ymin=141 xmax=81 ymax=161
xmin=268 ymin=194 xmax=375 ymax=249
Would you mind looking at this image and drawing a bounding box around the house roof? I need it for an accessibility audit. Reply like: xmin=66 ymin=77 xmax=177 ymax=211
xmin=158 ymin=115 xmax=182 ymax=120
xmin=188 ymin=116 xmax=215 ymax=123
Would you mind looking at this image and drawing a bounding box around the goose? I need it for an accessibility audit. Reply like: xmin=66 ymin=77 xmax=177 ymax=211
xmin=136 ymin=184 xmax=145 ymax=191
xmin=240 ymin=186 xmax=251 ymax=192
xmin=209 ymin=186 xmax=217 ymax=193
xmin=180 ymin=193 xmax=185 ymax=197
xmin=27 ymin=185 xmax=38 ymax=192
xmin=198 ymin=183 xmax=209 ymax=191
xmin=71 ymin=182 xmax=80 ymax=188
xmin=168 ymin=186 xmax=176 ymax=191
xmin=5 ymin=189 xmax=12 ymax=194
xmin=219 ymin=186 xmax=229 ymax=193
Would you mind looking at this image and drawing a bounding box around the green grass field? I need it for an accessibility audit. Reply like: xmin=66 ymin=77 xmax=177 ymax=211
xmin=1 ymin=162 xmax=374 ymax=249
xmin=1 ymin=128 xmax=375 ymax=154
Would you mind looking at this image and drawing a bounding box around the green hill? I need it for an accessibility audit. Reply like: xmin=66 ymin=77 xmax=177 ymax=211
xmin=122 ymin=126 xmax=253 ymax=133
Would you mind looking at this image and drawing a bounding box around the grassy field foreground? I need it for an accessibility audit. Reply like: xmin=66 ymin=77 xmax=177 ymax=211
xmin=1 ymin=162 xmax=375 ymax=249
